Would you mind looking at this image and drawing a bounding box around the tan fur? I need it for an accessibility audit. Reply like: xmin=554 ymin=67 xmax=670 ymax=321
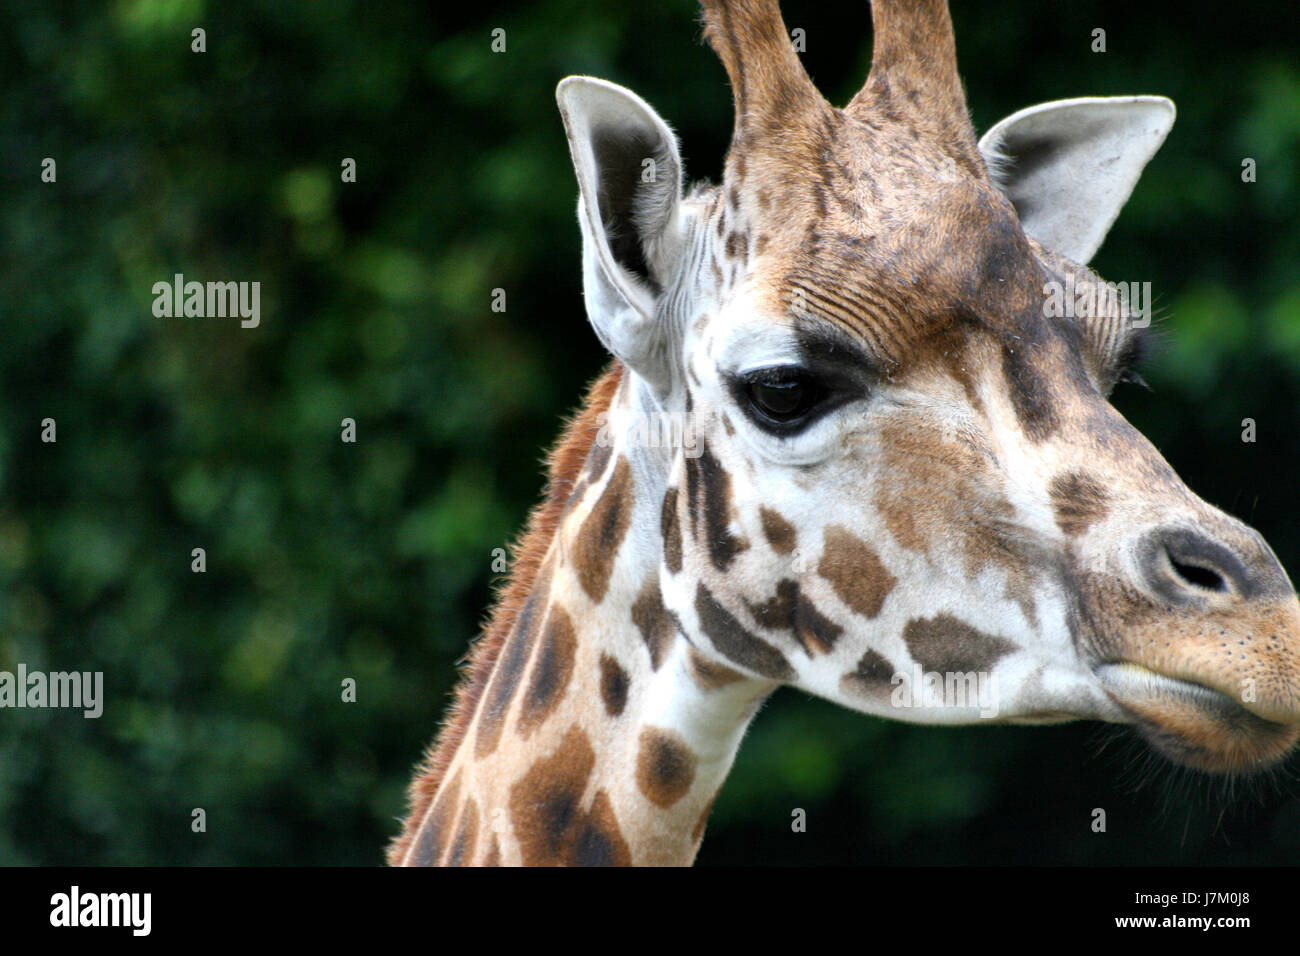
xmin=386 ymin=363 xmax=624 ymax=866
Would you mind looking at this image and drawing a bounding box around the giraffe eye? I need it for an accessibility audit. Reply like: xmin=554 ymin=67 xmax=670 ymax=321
xmin=742 ymin=370 xmax=825 ymax=426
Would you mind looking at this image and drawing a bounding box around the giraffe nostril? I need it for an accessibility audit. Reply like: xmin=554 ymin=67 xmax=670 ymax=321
xmin=1167 ymin=552 xmax=1229 ymax=593
xmin=1137 ymin=526 xmax=1262 ymax=606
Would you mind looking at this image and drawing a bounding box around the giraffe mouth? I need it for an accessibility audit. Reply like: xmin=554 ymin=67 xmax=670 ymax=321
xmin=1094 ymin=663 xmax=1300 ymax=774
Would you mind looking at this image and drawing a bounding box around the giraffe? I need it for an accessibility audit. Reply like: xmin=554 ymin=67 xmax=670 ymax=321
xmin=390 ymin=0 xmax=1300 ymax=866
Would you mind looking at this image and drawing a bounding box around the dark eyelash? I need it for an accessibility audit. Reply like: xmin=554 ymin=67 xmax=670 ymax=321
xmin=745 ymin=367 xmax=799 ymax=387
xmin=1110 ymin=325 xmax=1170 ymax=391
xmin=728 ymin=365 xmax=862 ymax=436
xmin=1113 ymin=328 xmax=1153 ymax=375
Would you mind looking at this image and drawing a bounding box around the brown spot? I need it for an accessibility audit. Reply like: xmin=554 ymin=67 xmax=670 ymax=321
xmin=759 ymin=506 xmax=796 ymax=554
xmin=684 ymin=445 xmax=701 ymax=538
xmin=689 ymin=648 xmax=746 ymax=690
xmin=721 ymin=414 xmax=735 ymax=436
xmin=874 ymin=420 xmax=1034 ymax=586
xmin=408 ymin=768 xmax=462 ymax=866
xmin=695 ymin=583 xmax=794 ymax=680
xmin=1003 ymin=573 xmax=1041 ymax=631
xmin=818 ymin=525 xmax=896 ymax=619
xmin=636 ymin=727 xmax=697 ymax=809
xmin=746 ymin=578 xmax=797 ymax=631
xmin=726 ymin=230 xmax=749 ymax=260
xmin=574 ymin=456 xmax=634 ymax=602
xmin=444 ymin=797 xmax=480 ymax=866
xmin=575 ymin=437 xmax=614 ymax=493
xmin=686 ymin=444 xmax=749 ymax=571
xmin=755 ymin=233 xmax=770 ymax=255
xmin=573 ymin=789 xmax=632 ymax=866
xmin=1049 ymin=471 xmax=1111 ymax=537
xmin=483 ymin=833 xmax=502 ymax=866
xmin=507 ymin=731 xmax=632 ymax=866
xmin=474 ymin=558 xmax=555 ymax=759
xmin=757 ymin=187 xmax=771 ymax=211
xmin=794 ymin=591 xmax=843 ymax=655
xmin=632 ymin=577 xmax=674 ymax=670
xmin=874 ymin=419 xmax=968 ymax=555
xmin=747 ymin=578 xmax=842 ymax=655
xmin=508 ymin=724 xmax=597 ymax=866
xmin=841 ymin=648 xmax=897 ymax=695
xmin=599 ymin=653 xmax=630 ymax=717
xmin=516 ymin=604 xmax=578 ymax=738
xmin=903 ymin=614 xmax=1017 ymax=674
xmin=661 ymin=486 xmax=683 ymax=574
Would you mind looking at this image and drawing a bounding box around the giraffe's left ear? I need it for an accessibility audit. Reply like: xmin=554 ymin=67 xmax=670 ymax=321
xmin=978 ymin=96 xmax=1175 ymax=265
xmin=558 ymin=76 xmax=685 ymax=395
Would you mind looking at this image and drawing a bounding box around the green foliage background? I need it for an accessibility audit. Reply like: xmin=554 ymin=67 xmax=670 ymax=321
xmin=1 ymin=0 xmax=1297 ymax=865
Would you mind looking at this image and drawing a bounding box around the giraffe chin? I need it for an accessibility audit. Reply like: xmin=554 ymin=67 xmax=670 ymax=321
xmin=1095 ymin=663 xmax=1300 ymax=774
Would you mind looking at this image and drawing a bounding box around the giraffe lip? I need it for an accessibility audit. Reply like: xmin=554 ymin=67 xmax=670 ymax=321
xmin=1095 ymin=663 xmax=1245 ymax=714
xmin=1094 ymin=662 xmax=1300 ymax=773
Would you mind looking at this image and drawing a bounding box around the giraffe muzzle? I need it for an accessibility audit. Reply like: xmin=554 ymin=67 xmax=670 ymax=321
xmin=1094 ymin=662 xmax=1300 ymax=774
xmin=1075 ymin=520 xmax=1300 ymax=772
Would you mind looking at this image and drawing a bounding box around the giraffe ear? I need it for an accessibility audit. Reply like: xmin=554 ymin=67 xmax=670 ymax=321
xmin=558 ymin=76 xmax=684 ymax=394
xmin=978 ymin=96 xmax=1175 ymax=265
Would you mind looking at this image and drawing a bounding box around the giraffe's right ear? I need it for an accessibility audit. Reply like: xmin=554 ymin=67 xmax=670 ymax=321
xmin=557 ymin=76 xmax=684 ymax=394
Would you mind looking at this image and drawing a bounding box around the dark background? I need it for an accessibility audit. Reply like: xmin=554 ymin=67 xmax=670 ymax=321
xmin=2 ymin=0 xmax=1297 ymax=865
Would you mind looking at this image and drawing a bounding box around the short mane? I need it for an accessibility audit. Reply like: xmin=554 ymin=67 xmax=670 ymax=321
xmin=387 ymin=361 xmax=625 ymax=864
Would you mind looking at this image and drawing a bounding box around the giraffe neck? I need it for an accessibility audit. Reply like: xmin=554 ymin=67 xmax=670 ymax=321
xmin=401 ymin=372 xmax=773 ymax=866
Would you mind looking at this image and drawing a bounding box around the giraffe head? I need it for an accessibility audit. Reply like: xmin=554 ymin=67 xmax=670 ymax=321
xmin=556 ymin=0 xmax=1300 ymax=775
